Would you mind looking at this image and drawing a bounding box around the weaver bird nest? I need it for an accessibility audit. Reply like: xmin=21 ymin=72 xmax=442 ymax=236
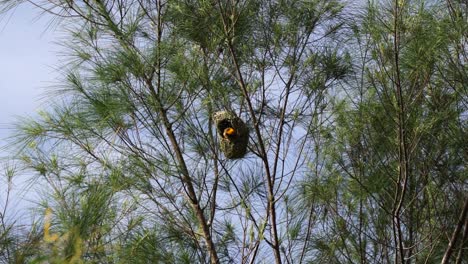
xmin=213 ymin=111 xmax=249 ymax=159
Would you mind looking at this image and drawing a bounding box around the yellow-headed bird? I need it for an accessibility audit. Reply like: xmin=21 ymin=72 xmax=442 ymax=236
xmin=223 ymin=127 xmax=236 ymax=139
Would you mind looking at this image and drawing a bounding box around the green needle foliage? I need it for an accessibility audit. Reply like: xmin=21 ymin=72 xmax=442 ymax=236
xmin=0 ymin=0 xmax=466 ymax=263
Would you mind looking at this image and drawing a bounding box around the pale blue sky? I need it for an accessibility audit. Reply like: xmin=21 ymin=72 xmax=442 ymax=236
xmin=0 ymin=5 xmax=62 ymax=221
xmin=0 ymin=5 xmax=62 ymax=146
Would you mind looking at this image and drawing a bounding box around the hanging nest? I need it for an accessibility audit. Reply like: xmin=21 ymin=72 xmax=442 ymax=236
xmin=213 ymin=111 xmax=249 ymax=159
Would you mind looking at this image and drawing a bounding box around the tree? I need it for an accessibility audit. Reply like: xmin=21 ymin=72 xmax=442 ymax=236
xmin=1 ymin=0 xmax=347 ymax=263
xmin=0 ymin=0 xmax=466 ymax=263
xmin=299 ymin=0 xmax=467 ymax=263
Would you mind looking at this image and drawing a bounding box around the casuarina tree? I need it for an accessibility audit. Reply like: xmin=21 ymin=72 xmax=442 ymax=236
xmin=0 ymin=0 xmax=465 ymax=263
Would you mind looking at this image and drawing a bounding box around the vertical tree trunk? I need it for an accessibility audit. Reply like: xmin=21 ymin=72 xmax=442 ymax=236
xmin=442 ymin=197 xmax=468 ymax=264
xmin=391 ymin=1 xmax=409 ymax=263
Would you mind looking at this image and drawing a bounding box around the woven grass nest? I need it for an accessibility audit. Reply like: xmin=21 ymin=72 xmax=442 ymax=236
xmin=213 ymin=111 xmax=249 ymax=159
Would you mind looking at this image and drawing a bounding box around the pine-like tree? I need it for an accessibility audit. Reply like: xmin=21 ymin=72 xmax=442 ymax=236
xmin=0 ymin=0 xmax=465 ymax=263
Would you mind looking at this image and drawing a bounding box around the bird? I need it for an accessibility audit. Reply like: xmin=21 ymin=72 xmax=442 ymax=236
xmin=223 ymin=127 xmax=236 ymax=139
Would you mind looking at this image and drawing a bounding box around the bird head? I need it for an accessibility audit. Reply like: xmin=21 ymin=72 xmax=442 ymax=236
xmin=223 ymin=127 xmax=236 ymax=139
